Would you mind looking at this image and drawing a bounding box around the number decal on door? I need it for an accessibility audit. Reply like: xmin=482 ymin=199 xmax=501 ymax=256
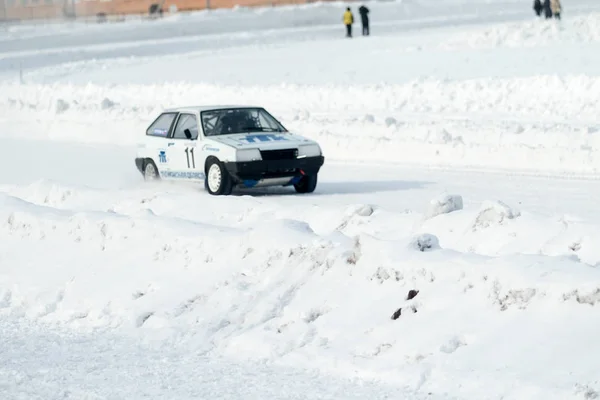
xmin=184 ymin=147 xmax=196 ymax=169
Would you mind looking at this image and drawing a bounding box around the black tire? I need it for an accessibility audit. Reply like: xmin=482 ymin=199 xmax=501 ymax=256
xmin=294 ymin=174 xmax=317 ymax=193
xmin=143 ymin=159 xmax=160 ymax=181
xmin=205 ymin=158 xmax=233 ymax=195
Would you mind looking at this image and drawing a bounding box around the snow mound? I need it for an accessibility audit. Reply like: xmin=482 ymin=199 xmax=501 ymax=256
xmin=363 ymin=114 xmax=375 ymax=123
xmin=248 ymin=218 xmax=317 ymax=247
xmin=55 ymin=99 xmax=69 ymax=114
xmin=472 ymin=200 xmax=520 ymax=230
xmin=346 ymin=204 xmax=375 ymax=217
xmin=410 ymin=233 xmax=440 ymax=252
xmin=2 ymin=188 xmax=600 ymax=397
xmin=425 ymin=194 xmax=463 ymax=219
xmin=5 ymin=179 xmax=78 ymax=207
xmin=440 ymin=12 xmax=600 ymax=50
xmin=100 ymin=97 xmax=117 ymax=110
xmin=328 ymin=204 xmax=377 ymax=235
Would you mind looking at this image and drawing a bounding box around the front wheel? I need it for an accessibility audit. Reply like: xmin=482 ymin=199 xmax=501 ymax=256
xmin=294 ymin=174 xmax=317 ymax=193
xmin=143 ymin=159 xmax=160 ymax=181
xmin=205 ymin=158 xmax=233 ymax=195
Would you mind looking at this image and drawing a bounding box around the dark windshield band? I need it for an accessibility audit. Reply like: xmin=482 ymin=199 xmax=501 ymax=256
xmin=201 ymin=108 xmax=288 ymax=136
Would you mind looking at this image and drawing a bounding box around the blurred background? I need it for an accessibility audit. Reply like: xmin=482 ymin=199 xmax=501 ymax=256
xmin=0 ymin=0 xmax=319 ymax=21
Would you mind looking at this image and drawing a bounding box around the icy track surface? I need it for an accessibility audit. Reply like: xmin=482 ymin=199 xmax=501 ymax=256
xmin=3 ymin=320 xmax=437 ymax=400
xmin=3 ymin=1 xmax=600 ymax=399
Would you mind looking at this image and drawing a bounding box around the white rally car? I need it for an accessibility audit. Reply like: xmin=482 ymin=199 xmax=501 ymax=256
xmin=134 ymin=105 xmax=325 ymax=195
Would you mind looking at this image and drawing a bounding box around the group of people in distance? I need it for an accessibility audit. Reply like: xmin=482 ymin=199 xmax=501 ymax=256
xmin=340 ymin=1 xmax=562 ymax=39
xmin=340 ymin=0 xmax=563 ymax=38
xmin=534 ymin=0 xmax=562 ymax=19
xmin=342 ymin=5 xmax=369 ymax=37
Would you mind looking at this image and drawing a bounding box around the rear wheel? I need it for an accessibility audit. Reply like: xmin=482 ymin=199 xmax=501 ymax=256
xmin=143 ymin=159 xmax=160 ymax=181
xmin=205 ymin=158 xmax=233 ymax=195
xmin=294 ymin=174 xmax=317 ymax=193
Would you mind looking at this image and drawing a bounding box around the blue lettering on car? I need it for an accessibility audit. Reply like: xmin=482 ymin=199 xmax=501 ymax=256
xmin=162 ymin=171 xmax=206 ymax=180
xmin=243 ymin=134 xmax=288 ymax=143
xmin=158 ymin=150 xmax=167 ymax=163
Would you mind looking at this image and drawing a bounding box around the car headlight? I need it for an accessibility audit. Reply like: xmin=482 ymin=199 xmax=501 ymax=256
xmin=297 ymin=144 xmax=321 ymax=158
xmin=236 ymin=148 xmax=262 ymax=162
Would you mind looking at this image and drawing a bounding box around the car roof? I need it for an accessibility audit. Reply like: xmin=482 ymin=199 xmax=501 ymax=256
xmin=163 ymin=105 xmax=265 ymax=113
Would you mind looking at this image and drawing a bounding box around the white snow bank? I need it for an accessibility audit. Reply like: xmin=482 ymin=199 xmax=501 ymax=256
xmin=472 ymin=200 xmax=521 ymax=230
xmin=425 ymin=194 xmax=463 ymax=219
xmin=2 ymin=184 xmax=600 ymax=398
xmin=409 ymin=232 xmax=441 ymax=251
xmin=2 ymin=75 xmax=600 ymax=174
xmin=440 ymin=12 xmax=600 ymax=50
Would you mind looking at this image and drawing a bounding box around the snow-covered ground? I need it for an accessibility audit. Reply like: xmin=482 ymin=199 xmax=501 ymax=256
xmin=3 ymin=320 xmax=437 ymax=400
xmin=2 ymin=1 xmax=600 ymax=399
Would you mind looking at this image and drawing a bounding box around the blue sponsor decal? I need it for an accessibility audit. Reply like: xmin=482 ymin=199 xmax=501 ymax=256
xmin=203 ymin=145 xmax=220 ymax=152
xmin=243 ymin=179 xmax=258 ymax=187
xmin=162 ymin=171 xmax=205 ymax=180
xmin=152 ymin=128 xmax=168 ymax=137
xmin=242 ymin=134 xmax=289 ymax=143
xmin=158 ymin=150 xmax=167 ymax=163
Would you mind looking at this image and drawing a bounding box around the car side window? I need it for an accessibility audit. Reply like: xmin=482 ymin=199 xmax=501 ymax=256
xmin=172 ymin=113 xmax=199 ymax=140
xmin=146 ymin=113 xmax=177 ymax=137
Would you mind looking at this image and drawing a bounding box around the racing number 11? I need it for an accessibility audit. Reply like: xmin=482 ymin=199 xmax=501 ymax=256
xmin=184 ymin=147 xmax=196 ymax=169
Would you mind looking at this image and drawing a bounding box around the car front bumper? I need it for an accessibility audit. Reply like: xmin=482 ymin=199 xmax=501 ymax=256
xmin=223 ymin=155 xmax=324 ymax=184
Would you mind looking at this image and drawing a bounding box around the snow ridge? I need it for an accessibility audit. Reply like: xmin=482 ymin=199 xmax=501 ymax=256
xmin=2 ymin=184 xmax=600 ymax=397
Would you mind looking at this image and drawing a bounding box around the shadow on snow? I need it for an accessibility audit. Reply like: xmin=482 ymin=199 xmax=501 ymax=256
xmin=232 ymin=179 xmax=431 ymax=196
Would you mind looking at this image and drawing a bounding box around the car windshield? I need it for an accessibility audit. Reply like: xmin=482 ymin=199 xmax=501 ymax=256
xmin=201 ymin=108 xmax=288 ymax=137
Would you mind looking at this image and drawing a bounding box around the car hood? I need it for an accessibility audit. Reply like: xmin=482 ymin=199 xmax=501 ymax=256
xmin=207 ymin=132 xmax=316 ymax=150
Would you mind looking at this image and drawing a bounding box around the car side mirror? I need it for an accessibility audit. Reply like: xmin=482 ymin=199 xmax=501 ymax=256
xmin=184 ymin=128 xmax=192 ymax=139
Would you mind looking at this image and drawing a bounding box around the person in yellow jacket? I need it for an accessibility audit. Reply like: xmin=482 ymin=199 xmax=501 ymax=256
xmin=343 ymin=7 xmax=354 ymax=38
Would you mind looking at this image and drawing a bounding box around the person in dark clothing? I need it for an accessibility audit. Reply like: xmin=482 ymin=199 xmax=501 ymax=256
xmin=543 ymin=0 xmax=553 ymax=18
xmin=533 ymin=0 xmax=543 ymax=16
xmin=358 ymin=5 xmax=370 ymax=36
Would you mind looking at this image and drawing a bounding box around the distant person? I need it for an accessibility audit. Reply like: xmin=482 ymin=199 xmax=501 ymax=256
xmin=551 ymin=0 xmax=562 ymax=19
xmin=343 ymin=7 xmax=354 ymax=38
xmin=358 ymin=5 xmax=370 ymax=36
xmin=543 ymin=0 xmax=553 ymax=18
xmin=533 ymin=0 xmax=542 ymax=16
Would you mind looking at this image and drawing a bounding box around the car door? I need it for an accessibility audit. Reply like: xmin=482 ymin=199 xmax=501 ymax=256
xmin=166 ymin=112 xmax=204 ymax=180
xmin=144 ymin=112 xmax=178 ymax=177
